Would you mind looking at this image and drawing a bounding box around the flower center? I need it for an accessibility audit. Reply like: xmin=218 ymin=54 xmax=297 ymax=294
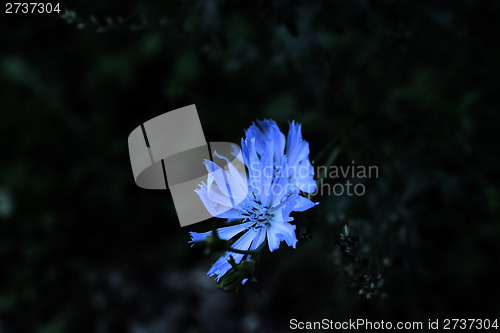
xmin=241 ymin=199 xmax=272 ymax=229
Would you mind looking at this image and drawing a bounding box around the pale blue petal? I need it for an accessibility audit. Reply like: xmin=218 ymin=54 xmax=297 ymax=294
xmin=195 ymin=182 xmax=231 ymax=217
xmin=218 ymin=222 xmax=253 ymax=240
xmin=189 ymin=231 xmax=210 ymax=245
xmin=241 ymin=138 xmax=260 ymax=192
xmin=249 ymin=227 xmax=266 ymax=250
xmin=212 ymin=150 xmax=248 ymax=203
xmin=245 ymin=124 xmax=266 ymax=155
xmin=286 ymin=121 xmax=310 ymax=167
xmin=270 ymin=193 xmax=297 ymax=219
xmin=259 ymin=140 xmax=274 ymax=207
xmin=245 ymin=119 xmax=286 ymax=164
xmin=293 ymin=141 xmax=310 ymax=167
xmin=208 ymin=253 xmax=244 ymax=280
xmin=266 ymin=226 xmax=281 ymax=252
xmin=189 ymin=221 xmax=254 ymax=245
xmin=292 ymin=195 xmax=318 ymax=212
xmin=271 ymin=222 xmax=298 ymax=248
xmin=232 ymin=228 xmax=258 ymax=251
xmin=256 ymin=119 xmax=286 ymax=163
xmin=203 ymin=160 xmax=229 ymax=196
xmin=285 ymin=121 xmax=302 ymax=163
xmin=202 ymin=183 xmax=233 ymax=208
xmin=270 ymin=157 xmax=290 ymax=206
xmin=208 ymin=229 xmax=257 ymax=280
xmin=215 ymin=208 xmax=245 ymax=219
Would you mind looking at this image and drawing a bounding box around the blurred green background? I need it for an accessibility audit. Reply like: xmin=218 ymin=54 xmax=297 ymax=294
xmin=1 ymin=0 xmax=499 ymax=332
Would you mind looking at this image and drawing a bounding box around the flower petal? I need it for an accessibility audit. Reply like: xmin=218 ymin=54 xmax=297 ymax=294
xmin=190 ymin=221 xmax=254 ymax=244
xmin=212 ymin=150 xmax=248 ymax=204
xmin=292 ymin=195 xmax=318 ymax=212
xmin=266 ymin=226 xmax=281 ymax=252
xmin=270 ymin=221 xmax=298 ymax=248
xmin=259 ymin=140 xmax=274 ymax=207
xmin=195 ymin=182 xmax=233 ymax=217
xmin=286 ymin=121 xmax=310 ymax=167
xmin=208 ymin=229 xmax=257 ymax=280
xmin=249 ymin=227 xmax=266 ymax=250
xmin=241 ymin=138 xmax=260 ymax=192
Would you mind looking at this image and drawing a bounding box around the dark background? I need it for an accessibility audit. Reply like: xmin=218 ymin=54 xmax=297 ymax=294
xmin=1 ymin=0 xmax=499 ymax=332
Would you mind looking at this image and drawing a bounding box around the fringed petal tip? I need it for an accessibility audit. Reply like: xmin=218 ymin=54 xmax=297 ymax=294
xmin=286 ymin=237 xmax=298 ymax=249
xmin=202 ymin=159 xmax=214 ymax=170
xmin=189 ymin=231 xmax=208 ymax=245
xmin=194 ymin=181 xmax=207 ymax=193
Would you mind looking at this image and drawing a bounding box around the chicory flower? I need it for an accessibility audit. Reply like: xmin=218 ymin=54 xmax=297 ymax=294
xmin=190 ymin=121 xmax=318 ymax=283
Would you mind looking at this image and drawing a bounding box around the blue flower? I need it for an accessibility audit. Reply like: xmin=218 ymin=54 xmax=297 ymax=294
xmin=245 ymin=120 xmax=316 ymax=194
xmin=191 ymin=122 xmax=318 ymax=282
